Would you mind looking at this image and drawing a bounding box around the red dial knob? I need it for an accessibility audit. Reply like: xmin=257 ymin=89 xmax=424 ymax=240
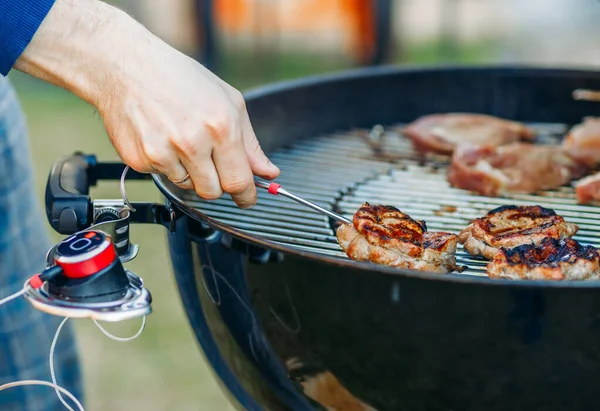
xmin=54 ymin=231 xmax=117 ymax=278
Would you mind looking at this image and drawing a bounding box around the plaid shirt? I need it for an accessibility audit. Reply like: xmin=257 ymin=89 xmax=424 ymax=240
xmin=0 ymin=76 xmax=83 ymax=410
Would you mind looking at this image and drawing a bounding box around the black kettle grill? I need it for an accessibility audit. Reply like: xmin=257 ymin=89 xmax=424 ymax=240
xmin=45 ymin=66 xmax=600 ymax=411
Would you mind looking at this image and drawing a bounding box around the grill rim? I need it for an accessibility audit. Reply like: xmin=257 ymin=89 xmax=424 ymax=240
xmin=154 ymin=64 xmax=600 ymax=289
xmin=242 ymin=63 xmax=600 ymax=101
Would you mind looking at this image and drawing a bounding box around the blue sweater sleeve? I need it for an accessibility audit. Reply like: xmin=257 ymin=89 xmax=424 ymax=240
xmin=0 ymin=0 xmax=56 ymax=76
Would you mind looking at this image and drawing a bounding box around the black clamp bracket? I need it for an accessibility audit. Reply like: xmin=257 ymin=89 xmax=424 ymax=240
xmin=45 ymin=152 xmax=178 ymax=259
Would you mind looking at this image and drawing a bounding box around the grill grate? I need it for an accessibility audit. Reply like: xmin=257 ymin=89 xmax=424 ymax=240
xmin=181 ymin=122 xmax=600 ymax=277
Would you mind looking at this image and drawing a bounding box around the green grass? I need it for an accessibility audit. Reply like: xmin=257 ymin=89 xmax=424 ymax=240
xmin=7 ymin=41 xmax=494 ymax=410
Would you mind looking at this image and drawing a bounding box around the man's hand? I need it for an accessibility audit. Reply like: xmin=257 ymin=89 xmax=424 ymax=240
xmin=14 ymin=0 xmax=279 ymax=208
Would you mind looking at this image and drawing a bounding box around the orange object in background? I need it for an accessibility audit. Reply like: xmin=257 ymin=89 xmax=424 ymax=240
xmin=213 ymin=0 xmax=378 ymax=63
xmin=344 ymin=0 xmax=377 ymax=64
xmin=213 ymin=0 xmax=248 ymax=31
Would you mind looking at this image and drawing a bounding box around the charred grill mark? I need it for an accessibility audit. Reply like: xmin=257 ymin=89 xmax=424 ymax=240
xmin=501 ymin=238 xmax=599 ymax=267
xmin=389 ymin=226 xmax=424 ymax=244
xmin=423 ymin=234 xmax=451 ymax=250
xmin=422 ymin=238 xmax=439 ymax=249
xmin=356 ymin=213 xmax=378 ymax=223
xmin=484 ymin=205 xmax=558 ymax=221
xmin=491 ymin=221 xmax=558 ymax=241
xmin=509 ymin=206 xmax=556 ymax=219
xmin=486 ymin=205 xmax=557 ymax=217
xmin=359 ymin=223 xmax=424 ymax=247
xmin=358 ymin=223 xmax=423 ymax=246
xmin=359 ymin=224 xmax=392 ymax=242
xmin=486 ymin=205 xmax=521 ymax=214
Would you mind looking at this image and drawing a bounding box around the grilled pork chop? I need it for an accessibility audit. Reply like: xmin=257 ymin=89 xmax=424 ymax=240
xmin=574 ymin=172 xmax=600 ymax=204
xmin=458 ymin=205 xmax=579 ymax=260
xmin=562 ymin=117 xmax=600 ymax=167
xmin=487 ymin=237 xmax=600 ymax=281
xmin=403 ymin=113 xmax=535 ymax=155
xmin=336 ymin=203 xmax=458 ymax=273
xmin=447 ymin=143 xmax=588 ymax=196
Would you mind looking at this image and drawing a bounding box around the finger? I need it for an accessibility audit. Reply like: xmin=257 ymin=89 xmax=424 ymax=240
xmin=165 ymin=163 xmax=194 ymax=191
xmin=227 ymin=90 xmax=280 ymax=180
xmin=139 ymin=137 xmax=194 ymax=189
xmin=240 ymin=109 xmax=280 ymax=180
xmin=177 ymin=146 xmax=224 ymax=200
xmin=212 ymin=140 xmax=257 ymax=208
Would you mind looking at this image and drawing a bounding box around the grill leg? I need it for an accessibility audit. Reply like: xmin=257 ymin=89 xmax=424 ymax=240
xmin=372 ymin=0 xmax=394 ymax=66
xmin=194 ymin=0 xmax=219 ymax=73
xmin=351 ymin=0 xmax=395 ymax=66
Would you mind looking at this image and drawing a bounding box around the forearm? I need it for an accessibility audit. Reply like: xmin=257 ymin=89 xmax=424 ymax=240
xmin=13 ymin=0 xmax=167 ymax=107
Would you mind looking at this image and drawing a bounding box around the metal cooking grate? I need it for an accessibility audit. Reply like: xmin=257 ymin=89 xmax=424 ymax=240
xmin=181 ymin=122 xmax=600 ymax=277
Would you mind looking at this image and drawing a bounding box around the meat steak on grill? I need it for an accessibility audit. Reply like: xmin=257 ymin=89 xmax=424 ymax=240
xmin=574 ymin=172 xmax=600 ymax=204
xmin=458 ymin=205 xmax=579 ymax=260
xmin=402 ymin=113 xmax=535 ymax=156
xmin=446 ymin=143 xmax=588 ymax=196
xmin=487 ymin=237 xmax=600 ymax=281
xmin=562 ymin=117 xmax=600 ymax=167
xmin=336 ymin=203 xmax=458 ymax=273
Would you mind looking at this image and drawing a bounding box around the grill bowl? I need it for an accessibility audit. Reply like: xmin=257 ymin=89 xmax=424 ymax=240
xmin=156 ymin=66 xmax=600 ymax=411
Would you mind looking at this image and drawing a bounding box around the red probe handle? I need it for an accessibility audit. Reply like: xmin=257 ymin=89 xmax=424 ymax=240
xmin=267 ymin=183 xmax=281 ymax=195
xmin=29 ymin=274 xmax=44 ymax=289
xmin=28 ymin=265 xmax=65 ymax=289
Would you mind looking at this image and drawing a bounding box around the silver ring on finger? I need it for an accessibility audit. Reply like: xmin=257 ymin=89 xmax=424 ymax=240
xmin=169 ymin=172 xmax=190 ymax=184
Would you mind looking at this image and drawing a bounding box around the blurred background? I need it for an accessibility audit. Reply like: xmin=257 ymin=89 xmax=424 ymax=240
xmin=6 ymin=0 xmax=600 ymax=409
